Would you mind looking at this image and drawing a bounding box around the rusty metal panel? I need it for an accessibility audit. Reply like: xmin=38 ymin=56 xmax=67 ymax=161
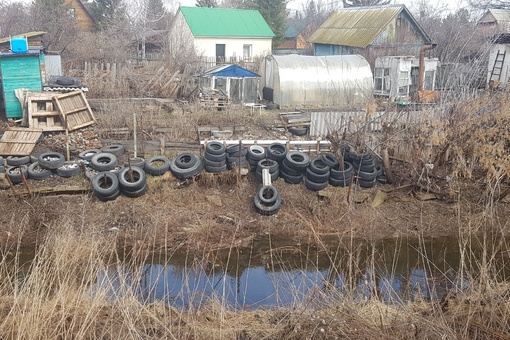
xmin=0 ymin=128 xmax=43 ymax=156
xmin=308 ymin=5 xmax=430 ymax=48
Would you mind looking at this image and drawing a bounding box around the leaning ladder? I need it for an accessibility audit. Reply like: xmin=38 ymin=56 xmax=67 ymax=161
xmin=490 ymin=50 xmax=506 ymax=82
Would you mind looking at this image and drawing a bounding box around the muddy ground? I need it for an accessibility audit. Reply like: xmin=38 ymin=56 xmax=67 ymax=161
xmin=0 ymin=103 xmax=508 ymax=252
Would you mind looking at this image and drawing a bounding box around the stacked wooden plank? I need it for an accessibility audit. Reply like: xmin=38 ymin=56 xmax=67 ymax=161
xmin=199 ymin=87 xmax=230 ymax=109
xmin=0 ymin=128 xmax=43 ymax=156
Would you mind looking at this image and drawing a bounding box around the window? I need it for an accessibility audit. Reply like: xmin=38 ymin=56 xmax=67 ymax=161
xmin=68 ymin=8 xmax=75 ymax=18
xmin=243 ymin=44 xmax=252 ymax=60
xmin=374 ymin=67 xmax=390 ymax=94
xmin=424 ymin=70 xmax=435 ymax=90
xmin=398 ymin=71 xmax=409 ymax=96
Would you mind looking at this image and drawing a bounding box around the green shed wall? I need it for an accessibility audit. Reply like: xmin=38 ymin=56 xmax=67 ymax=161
xmin=0 ymin=55 xmax=42 ymax=119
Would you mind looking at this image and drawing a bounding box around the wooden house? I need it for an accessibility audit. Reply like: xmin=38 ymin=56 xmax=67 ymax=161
xmin=274 ymin=20 xmax=316 ymax=55
xmin=65 ymin=0 xmax=95 ymax=31
xmin=477 ymin=9 xmax=510 ymax=37
xmin=169 ymin=7 xmax=274 ymax=63
xmin=308 ymin=5 xmax=431 ymax=67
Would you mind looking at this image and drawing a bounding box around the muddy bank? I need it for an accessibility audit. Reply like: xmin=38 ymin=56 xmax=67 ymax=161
xmin=0 ymin=171 xmax=503 ymax=252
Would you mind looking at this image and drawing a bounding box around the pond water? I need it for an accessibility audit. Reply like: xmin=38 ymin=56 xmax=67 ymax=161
xmin=90 ymin=236 xmax=510 ymax=309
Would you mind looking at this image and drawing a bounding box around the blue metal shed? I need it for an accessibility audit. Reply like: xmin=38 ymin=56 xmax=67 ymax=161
xmin=196 ymin=64 xmax=260 ymax=104
xmin=0 ymin=52 xmax=43 ymax=119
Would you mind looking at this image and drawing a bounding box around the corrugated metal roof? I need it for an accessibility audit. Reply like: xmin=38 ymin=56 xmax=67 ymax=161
xmin=180 ymin=7 xmax=274 ymax=38
xmin=0 ymin=32 xmax=46 ymax=45
xmin=308 ymin=5 xmax=427 ymax=48
xmin=481 ymin=9 xmax=510 ymax=24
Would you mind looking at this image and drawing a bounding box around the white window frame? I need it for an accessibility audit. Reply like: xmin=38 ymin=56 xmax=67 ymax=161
xmin=243 ymin=44 xmax=252 ymax=60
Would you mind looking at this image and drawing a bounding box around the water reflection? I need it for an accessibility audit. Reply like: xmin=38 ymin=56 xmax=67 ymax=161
xmin=91 ymin=236 xmax=510 ymax=309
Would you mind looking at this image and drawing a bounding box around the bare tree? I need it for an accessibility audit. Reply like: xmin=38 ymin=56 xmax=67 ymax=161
xmin=468 ymin=0 xmax=510 ymax=9
xmin=0 ymin=2 xmax=31 ymax=37
xmin=342 ymin=0 xmax=391 ymax=7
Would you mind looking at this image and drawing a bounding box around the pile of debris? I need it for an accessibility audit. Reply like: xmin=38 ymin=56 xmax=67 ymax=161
xmin=38 ymin=127 xmax=102 ymax=155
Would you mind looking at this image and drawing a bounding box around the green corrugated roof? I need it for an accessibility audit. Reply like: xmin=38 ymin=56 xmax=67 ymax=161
xmin=179 ymin=6 xmax=274 ymax=38
xmin=308 ymin=5 xmax=430 ymax=48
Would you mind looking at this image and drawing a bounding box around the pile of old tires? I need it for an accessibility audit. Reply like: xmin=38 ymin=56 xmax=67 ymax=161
xmin=246 ymin=145 xmax=266 ymax=171
xmin=118 ymin=166 xmax=148 ymax=198
xmin=255 ymin=159 xmax=279 ymax=183
xmin=225 ymin=144 xmax=248 ymax=169
xmin=329 ymin=161 xmax=354 ymax=187
xmin=170 ymin=152 xmax=203 ymax=179
xmin=347 ymin=149 xmax=379 ymax=189
xmin=253 ymin=185 xmax=282 ymax=216
xmin=266 ymin=142 xmax=287 ymax=167
xmin=203 ymin=141 xmax=227 ymax=173
xmin=305 ymin=156 xmax=331 ymax=191
xmin=92 ymin=171 xmax=121 ymax=201
xmin=280 ymin=151 xmax=310 ymax=184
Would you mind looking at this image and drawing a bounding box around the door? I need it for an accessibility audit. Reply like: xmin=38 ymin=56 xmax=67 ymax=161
xmin=216 ymin=44 xmax=225 ymax=64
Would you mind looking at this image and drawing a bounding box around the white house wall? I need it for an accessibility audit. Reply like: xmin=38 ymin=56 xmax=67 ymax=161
xmin=194 ymin=37 xmax=272 ymax=59
xmin=169 ymin=12 xmax=195 ymax=60
xmin=487 ymin=44 xmax=510 ymax=85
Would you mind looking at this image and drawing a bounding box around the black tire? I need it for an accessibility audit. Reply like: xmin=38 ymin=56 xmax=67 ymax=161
xmin=56 ymin=161 xmax=81 ymax=178
xmin=321 ymin=153 xmax=339 ymax=168
xmin=37 ymin=152 xmax=65 ymax=170
xmin=90 ymin=153 xmax=117 ymax=172
xmin=96 ymin=189 xmax=121 ymax=202
xmin=280 ymin=160 xmax=301 ymax=176
xmin=375 ymin=164 xmax=384 ymax=177
xmin=122 ymin=183 xmax=148 ymax=198
xmin=92 ymin=172 xmax=120 ymax=197
xmin=124 ymin=157 xmax=146 ymax=169
xmin=79 ymin=149 xmax=101 ymax=161
xmin=203 ymin=157 xmax=226 ymax=167
xmin=101 ymin=144 xmax=125 ymax=157
xmin=118 ymin=166 xmax=146 ymax=191
xmin=6 ymin=156 xmax=30 ymax=166
xmin=357 ymin=167 xmax=377 ymax=181
xmin=265 ymin=103 xmax=279 ymax=110
xmin=7 ymin=165 xmax=28 ymax=184
xmin=175 ymin=153 xmax=198 ymax=169
xmin=56 ymin=76 xmax=75 ymax=86
xmin=329 ymin=176 xmax=351 ymax=187
xmin=305 ymin=168 xmax=329 ymax=183
xmin=204 ymin=163 xmax=227 ymax=173
xmin=258 ymin=185 xmax=279 ymax=205
xmin=280 ymin=170 xmax=303 ymax=184
xmin=253 ymin=194 xmax=281 ymax=215
xmin=257 ymin=159 xmax=279 ymax=173
xmin=144 ymin=156 xmax=170 ymax=176
xmin=348 ymin=149 xmax=372 ymax=161
xmin=288 ymin=126 xmax=308 ymax=136
xmin=205 ymin=141 xmax=226 ymax=155
xmin=226 ymin=145 xmax=248 ymax=157
xmin=308 ymin=157 xmax=330 ymax=175
xmin=352 ymin=159 xmax=376 ymax=172
xmin=304 ymin=177 xmax=328 ymax=191
xmin=330 ymin=162 xmax=354 ymax=180
xmin=0 ymin=166 xmax=5 ymax=173
xmin=227 ymin=155 xmax=247 ymax=163
xmin=377 ymin=176 xmax=388 ymax=184
xmin=358 ymin=178 xmax=376 ymax=188
xmin=204 ymin=151 xmax=227 ymax=162
xmin=266 ymin=143 xmax=287 ymax=162
xmin=247 ymin=145 xmax=266 ymax=161
xmin=170 ymin=156 xmax=203 ymax=179
xmin=284 ymin=151 xmax=310 ymax=171
xmin=28 ymin=162 xmax=52 ymax=180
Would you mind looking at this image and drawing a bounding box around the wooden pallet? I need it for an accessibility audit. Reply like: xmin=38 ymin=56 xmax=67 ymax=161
xmin=27 ymin=93 xmax=65 ymax=132
xmin=200 ymin=96 xmax=230 ymax=109
xmin=0 ymin=127 xmax=43 ymax=156
xmin=52 ymin=91 xmax=96 ymax=131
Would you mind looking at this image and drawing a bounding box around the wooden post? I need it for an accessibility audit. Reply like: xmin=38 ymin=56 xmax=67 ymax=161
xmin=133 ymin=112 xmax=137 ymax=158
xmin=238 ymin=140 xmax=242 ymax=180
xmin=381 ymin=148 xmax=395 ymax=184
xmin=65 ymin=129 xmax=70 ymax=161
xmin=4 ymin=173 xmax=18 ymax=197
xmin=20 ymin=169 xmax=31 ymax=198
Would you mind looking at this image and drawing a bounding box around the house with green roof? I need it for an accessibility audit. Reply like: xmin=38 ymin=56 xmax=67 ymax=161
xmin=169 ymin=7 xmax=274 ymax=63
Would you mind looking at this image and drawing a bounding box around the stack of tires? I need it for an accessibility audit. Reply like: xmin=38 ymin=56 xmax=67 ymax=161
xmin=32 ymin=151 xmax=66 ymax=180
xmin=246 ymin=145 xmax=266 ymax=172
xmin=255 ymin=159 xmax=279 ymax=183
xmin=79 ymin=149 xmax=101 ymax=161
xmin=329 ymin=161 xmax=354 ymax=187
xmin=305 ymin=157 xmax=330 ymax=191
xmin=5 ymin=156 xmax=30 ymax=183
xmin=266 ymin=142 xmax=287 ymax=167
xmin=144 ymin=156 xmax=170 ymax=176
xmin=203 ymin=141 xmax=227 ymax=173
xmin=225 ymin=144 xmax=248 ymax=170
xmin=56 ymin=161 xmax=81 ymax=178
xmin=253 ymin=185 xmax=282 ymax=216
xmin=84 ymin=152 xmax=118 ymax=181
xmin=118 ymin=166 xmax=148 ymax=198
xmin=348 ymin=149 xmax=378 ymax=188
xmin=92 ymin=172 xmax=121 ymax=201
xmin=170 ymin=152 xmax=203 ymax=179
xmin=280 ymin=151 xmax=310 ymax=184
